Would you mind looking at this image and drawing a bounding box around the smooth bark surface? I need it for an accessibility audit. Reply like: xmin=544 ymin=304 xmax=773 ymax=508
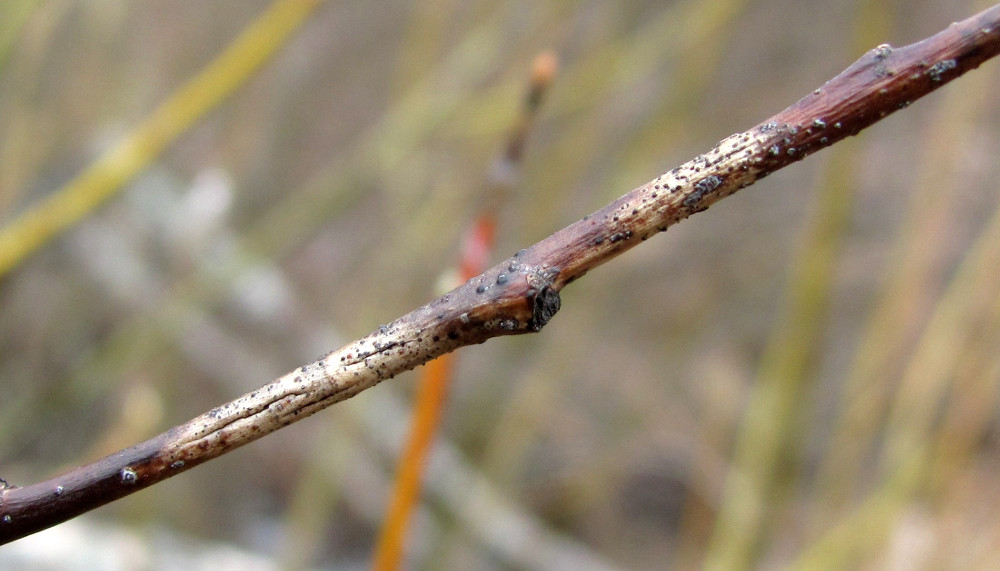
xmin=3 ymin=3 xmax=1000 ymax=545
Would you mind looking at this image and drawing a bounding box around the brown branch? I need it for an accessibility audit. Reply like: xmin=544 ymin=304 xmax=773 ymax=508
xmin=3 ymin=3 xmax=1000 ymax=546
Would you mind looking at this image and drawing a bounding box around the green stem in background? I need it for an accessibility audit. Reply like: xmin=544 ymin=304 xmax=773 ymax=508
xmin=703 ymin=0 xmax=889 ymax=565
xmin=703 ymin=137 xmax=858 ymax=569
xmin=0 ymin=0 xmax=322 ymax=278
xmin=792 ymin=191 xmax=1000 ymax=569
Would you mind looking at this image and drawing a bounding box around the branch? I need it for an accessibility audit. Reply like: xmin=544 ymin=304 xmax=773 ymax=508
xmin=3 ymin=3 xmax=1000 ymax=545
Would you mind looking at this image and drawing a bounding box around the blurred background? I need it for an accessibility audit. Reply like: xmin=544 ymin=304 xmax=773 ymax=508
xmin=2 ymin=0 xmax=1000 ymax=569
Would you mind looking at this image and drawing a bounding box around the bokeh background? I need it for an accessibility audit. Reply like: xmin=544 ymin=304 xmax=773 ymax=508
xmin=2 ymin=0 xmax=1000 ymax=569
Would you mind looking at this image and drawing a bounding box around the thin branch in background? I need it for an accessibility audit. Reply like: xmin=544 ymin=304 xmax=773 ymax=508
xmin=2 ymin=2 xmax=999 ymax=548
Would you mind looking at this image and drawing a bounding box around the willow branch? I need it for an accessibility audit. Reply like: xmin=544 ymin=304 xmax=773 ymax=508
xmin=3 ymin=3 xmax=1000 ymax=545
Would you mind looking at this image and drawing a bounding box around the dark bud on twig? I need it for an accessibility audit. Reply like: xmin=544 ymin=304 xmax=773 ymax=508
xmin=531 ymin=286 xmax=561 ymax=331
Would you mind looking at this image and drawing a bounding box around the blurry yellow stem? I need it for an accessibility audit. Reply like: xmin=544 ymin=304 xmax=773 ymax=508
xmin=0 ymin=0 xmax=321 ymax=278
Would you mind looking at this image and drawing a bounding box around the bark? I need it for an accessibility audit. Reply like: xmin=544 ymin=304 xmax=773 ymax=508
xmin=3 ymin=3 xmax=1000 ymax=545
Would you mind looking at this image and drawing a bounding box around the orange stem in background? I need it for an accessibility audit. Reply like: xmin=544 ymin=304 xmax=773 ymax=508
xmin=371 ymin=214 xmax=494 ymax=571
xmin=371 ymin=352 xmax=457 ymax=571
xmin=372 ymin=51 xmax=556 ymax=571
xmin=459 ymin=216 xmax=497 ymax=282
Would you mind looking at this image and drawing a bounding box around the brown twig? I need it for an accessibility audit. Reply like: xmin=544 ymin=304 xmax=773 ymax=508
xmin=3 ymin=3 xmax=1000 ymax=546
